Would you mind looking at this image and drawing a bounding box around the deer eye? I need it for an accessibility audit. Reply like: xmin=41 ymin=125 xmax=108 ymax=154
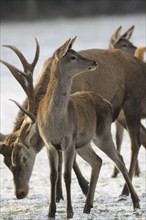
xmin=70 ymin=56 xmax=77 ymax=61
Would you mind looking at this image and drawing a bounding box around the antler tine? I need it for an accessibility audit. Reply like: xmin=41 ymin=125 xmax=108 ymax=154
xmin=1 ymin=59 xmax=35 ymax=117
xmin=3 ymin=45 xmax=29 ymax=72
xmin=0 ymin=59 xmax=33 ymax=99
xmin=31 ymin=38 xmax=40 ymax=73
xmin=9 ymin=99 xmax=35 ymax=122
xmin=3 ymin=38 xmax=40 ymax=74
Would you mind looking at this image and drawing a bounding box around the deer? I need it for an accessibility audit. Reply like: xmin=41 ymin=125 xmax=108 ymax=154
xmin=109 ymin=25 xmax=136 ymax=53
xmin=1 ymin=35 xmax=146 ymax=203
xmin=109 ymin=25 xmax=146 ymax=178
xmin=3 ymin=37 xmax=140 ymax=219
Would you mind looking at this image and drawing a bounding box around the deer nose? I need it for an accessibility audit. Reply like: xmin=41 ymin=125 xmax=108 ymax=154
xmin=16 ymin=191 xmax=27 ymax=199
xmin=15 ymin=185 xmax=29 ymax=199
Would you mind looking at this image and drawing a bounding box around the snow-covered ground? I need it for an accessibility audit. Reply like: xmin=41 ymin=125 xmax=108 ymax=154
xmin=0 ymin=14 xmax=146 ymax=220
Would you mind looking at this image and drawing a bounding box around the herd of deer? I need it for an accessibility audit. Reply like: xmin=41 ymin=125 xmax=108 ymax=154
xmin=0 ymin=25 xmax=146 ymax=219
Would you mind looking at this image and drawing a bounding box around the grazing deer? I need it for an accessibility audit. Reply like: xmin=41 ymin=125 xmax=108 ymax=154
xmin=109 ymin=25 xmax=146 ymax=178
xmin=5 ymin=37 xmax=140 ymax=218
xmin=1 ymin=36 xmax=146 ymax=202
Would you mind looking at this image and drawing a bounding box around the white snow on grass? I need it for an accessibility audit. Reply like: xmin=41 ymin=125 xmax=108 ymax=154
xmin=0 ymin=14 xmax=146 ymax=220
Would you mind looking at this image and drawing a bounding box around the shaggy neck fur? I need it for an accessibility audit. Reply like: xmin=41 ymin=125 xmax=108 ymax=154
xmin=41 ymin=58 xmax=73 ymax=121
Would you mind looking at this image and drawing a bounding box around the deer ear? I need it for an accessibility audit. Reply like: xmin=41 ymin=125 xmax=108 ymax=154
xmin=0 ymin=133 xmax=12 ymax=156
xmin=110 ymin=26 xmax=122 ymax=48
xmin=55 ymin=38 xmax=71 ymax=60
xmin=55 ymin=37 xmax=77 ymax=60
xmin=68 ymin=36 xmax=77 ymax=49
xmin=121 ymin=25 xmax=135 ymax=40
xmin=112 ymin=26 xmax=122 ymax=41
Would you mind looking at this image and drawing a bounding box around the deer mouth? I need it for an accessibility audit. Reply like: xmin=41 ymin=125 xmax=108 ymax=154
xmin=15 ymin=184 xmax=29 ymax=199
xmin=16 ymin=191 xmax=27 ymax=199
xmin=88 ymin=66 xmax=97 ymax=71
xmin=88 ymin=61 xmax=97 ymax=71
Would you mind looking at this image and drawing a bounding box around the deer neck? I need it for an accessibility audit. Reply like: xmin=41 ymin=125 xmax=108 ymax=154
xmin=46 ymin=61 xmax=72 ymax=117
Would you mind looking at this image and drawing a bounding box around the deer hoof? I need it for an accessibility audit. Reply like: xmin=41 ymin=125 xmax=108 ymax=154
xmin=83 ymin=203 xmax=93 ymax=214
xmin=48 ymin=205 xmax=56 ymax=219
xmin=133 ymin=198 xmax=140 ymax=210
xmin=134 ymin=203 xmax=140 ymax=210
xmin=48 ymin=217 xmax=55 ymax=220
xmin=67 ymin=208 xmax=74 ymax=218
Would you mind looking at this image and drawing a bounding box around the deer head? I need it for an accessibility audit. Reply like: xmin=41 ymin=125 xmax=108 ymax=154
xmin=0 ymin=38 xmax=40 ymax=199
xmin=53 ymin=37 xmax=97 ymax=78
xmin=109 ymin=25 xmax=137 ymax=54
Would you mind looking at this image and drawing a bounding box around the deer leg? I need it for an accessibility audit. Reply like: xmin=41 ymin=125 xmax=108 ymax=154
xmin=117 ymin=114 xmax=145 ymax=179
xmin=114 ymin=121 xmax=141 ymax=178
xmin=112 ymin=122 xmax=140 ymax=178
xmin=134 ymin=122 xmax=146 ymax=177
xmin=112 ymin=121 xmax=124 ymax=178
xmin=139 ymin=122 xmax=146 ymax=148
xmin=122 ymin=100 xmax=141 ymax=196
xmin=47 ymin=146 xmax=59 ymax=218
xmin=56 ymin=151 xmax=64 ymax=202
xmin=135 ymin=159 xmax=140 ymax=177
xmin=63 ymin=145 xmax=76 ymax=219
xmin=76 ymin=144 xmax=102 ymax=214
xmin=73 ymin=153 xmax=89 ymax=196
xmin=121 ymin=112 xmax=141 ymax=196
xmin=93 ymin=126 xmax=140 ymax=210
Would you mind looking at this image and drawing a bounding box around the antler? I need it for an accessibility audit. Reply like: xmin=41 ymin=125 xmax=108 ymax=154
xmin=0 ymin=38 xmax=40 ymax=121
xmin=3 ymin=37 xmax=39 ymax=74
